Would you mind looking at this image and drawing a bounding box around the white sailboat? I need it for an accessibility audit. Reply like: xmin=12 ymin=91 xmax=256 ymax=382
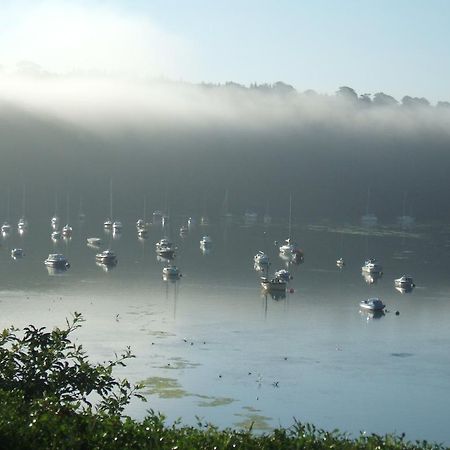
xmin=1 ymin=187 xmax=12 ymax=235
xmin=279 ymin=195 xmax=304 ymax=262
xmin=61 ymin=194 xmax=73 ymax=238
xmin=361 ymin=187 xmax=378 ymax=227
xmin=104 ymin=179 xmax=113 ymax=229
xmin=17 ymin=185 xmax=28 ymax=232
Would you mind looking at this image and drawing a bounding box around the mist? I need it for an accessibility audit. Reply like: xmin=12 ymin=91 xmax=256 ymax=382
xmin=1 ymin=72 xmax=450 ymax=224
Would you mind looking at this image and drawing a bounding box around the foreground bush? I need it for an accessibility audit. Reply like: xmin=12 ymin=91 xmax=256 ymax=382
xmin=0 ymin=314 xmax=446 ymax=449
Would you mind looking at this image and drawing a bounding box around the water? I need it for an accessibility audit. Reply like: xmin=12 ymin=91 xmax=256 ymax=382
xmin=0 ymin=216 xmax=449 ymax=444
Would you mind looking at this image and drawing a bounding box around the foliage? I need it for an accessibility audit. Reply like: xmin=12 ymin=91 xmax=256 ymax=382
xmin=0 ymin=312 xmax=144 ymax=415
xmin=0 ymin=315 xmax=446 ymax=449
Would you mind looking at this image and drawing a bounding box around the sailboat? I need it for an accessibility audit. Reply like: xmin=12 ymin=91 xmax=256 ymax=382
xmin=137 ymin=197 xmax=149 ymax=238
xmin=78 ymin=196 xmax=86 ymax=222
xmin=61 ymin=194 xmax=73 ymax=238
xmin=50 ymin=192 xmax=60 ymax=230
xmin=221 ymin=189 xmax=233 ymax=219
xmin=104 ymin=179 xmax=113 ymax=229
xmin=17 ymin=185 xmax=28 ymax=232
xmin=279 ymin=195 xmax=304 ymax=262
xmin=397 ymin=191 xmax=415 ymax=228
xmin=1 ymin=187 xmax=12 ymax=235
xmin=361 ymin=187 xmax=378 ymax=227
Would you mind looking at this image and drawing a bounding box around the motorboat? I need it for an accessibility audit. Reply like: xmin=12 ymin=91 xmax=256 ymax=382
xmin=254 ymin=251 xmax=270 ymax=266
xmin=361 ymin=258 xmax=382 ymax=273
xmin=162 ymin=215 xmax=169 ymax=227
xmin=162 ymin=265 xmax=182 ymax=278
xmin=200 ymin=235 xmax=212 ymax=248
xmin=359 ymin=298 xmax=385 ymax=311
xmin=274 ymin=269 xmax=292 ymax=282
xmin=11 ymin=248 xmax=24 ymax=259
xmin=156 ymin=238 xmax=176 ymax=258
xmin=394 ymin=275 xmax=415 ymax=288
xmin=362 ymin=271 xmax=383 ymax=285
xmin=62 ymin=224 xmax=73 ymax=237
xmin=261 ymin=276 xmax=287 ymax=292
xmin=336 ymin=258 xmax=345 ymax=268
xmin=187 ymin=217 xmax=195 ymax=228
xmin=44 ymin=253 xmax=70 ymax=269
xmin=136 ymin=219 xmax=149 ymax=230
xmin=95 ymin=250 xmax=117 ymax=265
xmin=87 ymin=237 xmax=102 ymax=246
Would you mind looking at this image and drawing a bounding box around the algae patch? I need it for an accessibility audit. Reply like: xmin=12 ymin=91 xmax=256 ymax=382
xmin=139 ymin=377 xmax=188 ymax=399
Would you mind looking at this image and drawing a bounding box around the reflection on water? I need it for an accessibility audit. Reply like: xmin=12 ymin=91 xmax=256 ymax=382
xmin=0 ymin=217 xmax=449 ymax=443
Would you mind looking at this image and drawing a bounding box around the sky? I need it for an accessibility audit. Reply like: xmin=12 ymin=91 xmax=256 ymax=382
xmin=0 ymin=0 xmax=449 ymax=102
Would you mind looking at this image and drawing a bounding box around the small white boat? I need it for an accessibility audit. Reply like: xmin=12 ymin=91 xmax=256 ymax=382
xmin=261 ymin=276 xmax=287 ymax=292
xmin=87 ymin=237 xmax=102 ymax=246
xmin=244 ymin=211 xmax=258 ymax=225
xmin=104 ymin=218 xmax=113 ymax=229
xmin=200 ymin=235 xmax=212 ymax=248
xmin=95 ymin=250 xmax=117 ymax=265
xmin=51 ymin=231 xmax=62 ymax=240
xmin=162 ymin=265 xmax=182 ymax=278
xmin=51 ymin=216 xmax=59 ymax=229
xmin=336 ymin=258 xmax=345 ymax=267
xmin=200 ymin=216 xmax=210 ymax=226
xmin=187 ymin=217 xmax=195 ymax=228
xmin=359 ymin=298 xmax=385 ymax=311
xmin=152 ymin=210 xmax=163 ymax=224
xmin=137 ymin=228 xmax=148 ymax=239
xmin=179 ymin=225 xmax=188 ymax=236
xmin=1 ymin=222 xmax=11 ymax=234
xmin=112 ymin=221 xmax=122 ymax=231
xmin=44 ymin=253 xmax=70 ymax=268
xmin=394 ymin=275 xmax=415 ymax=288
xmin=156 ymin=238 xmax=176 ymax=258
xmin=17 ymin=217 xmax=28 ymax=230
xmin=136 ymin=219 xmax=148 ymax=230
xmin=361 ymin=258 xmax=382 ymax=273
xmin=279 ymin=238 xmax=304 ymax=261
xmin=11 ymin=248 xmax=24 ymax=259
xmin=254 ymin=251 xmax=270 ymax=266
xmin=274 ymin=269 xmax=292 ymax=282
xmin=62 ymin=224 xmax=73 ymax=237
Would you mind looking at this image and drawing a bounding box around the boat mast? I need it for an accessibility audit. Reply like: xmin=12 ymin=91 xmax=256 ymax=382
xmin=66 ymin=193 xmax=70 ymax=224
xmin=6 ymin=186 xmax=10 ymax=221
xmin=143 ymin=196 xmax=147 ymax=222
xmin=21 ymin=184 xmax=26 ymax=218
xmin=288 ymin=195 xmax=292 ymax=239
xmin=366 ymin=187 xmax=371 ymax=215
xmin=109 ymin=178 xmax=113 ymax=220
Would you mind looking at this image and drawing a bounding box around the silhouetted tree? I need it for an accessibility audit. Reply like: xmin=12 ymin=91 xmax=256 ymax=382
xmin=436 ymin=101 xmax=450 ymax=108
xmin=401 ymin=96 xmax=430 ymax=108
xmin=272 ymin=81 xmax=296 ymax=94
xmin=373 ymin=92 xmax=398 ymax=106
xmin=336 ymin=86 xmax=358 ymax=101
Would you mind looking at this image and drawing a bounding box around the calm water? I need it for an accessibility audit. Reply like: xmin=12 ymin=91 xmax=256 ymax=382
xmin=1 ymin=215 xmax=449 ymax=443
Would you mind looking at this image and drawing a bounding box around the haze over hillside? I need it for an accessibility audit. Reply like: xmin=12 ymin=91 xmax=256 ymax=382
xmin=1 ymin=72 xmax=449 ymax=223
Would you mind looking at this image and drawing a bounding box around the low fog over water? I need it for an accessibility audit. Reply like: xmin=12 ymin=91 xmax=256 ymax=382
xmin=1 ymin=73 xmax=449 ymax=224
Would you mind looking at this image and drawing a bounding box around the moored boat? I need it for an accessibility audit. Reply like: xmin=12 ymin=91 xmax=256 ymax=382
xmin=44 ymin=253 xmax=70 ymax=268
xmin=359 ymin=297 xmax=385 ymax=311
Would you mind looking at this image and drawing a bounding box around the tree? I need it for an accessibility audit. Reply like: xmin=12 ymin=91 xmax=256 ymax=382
xmin=401 ymin=96 xmax=430 ymax=108
xmin=0 ymin=312 xmax=144 ymax=416
xmin=373 ymin=92 xmax=398 ymax=106
xmin=336 ymin=86 xmax=358 ymax=101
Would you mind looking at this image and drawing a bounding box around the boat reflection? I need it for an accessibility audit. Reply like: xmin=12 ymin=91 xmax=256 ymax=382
xmin=46 ymin=266 xmax=69 ymax=276
xmin=262 ymin=290 xmax=287 ymax=301
xmin=395 ymin=285 xmax=415 ymax=294
xmin=361 ymin=271 xmax=383 ymax=284
xmin=96 ymin=261 xmax=118 ymax=272
xmin=359 ymin=309 xmax=385 ymax=320
xmin=157 ymin=254 xmax=175 ymax=264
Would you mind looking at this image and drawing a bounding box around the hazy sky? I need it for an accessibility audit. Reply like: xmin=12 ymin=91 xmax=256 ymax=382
xmin=0 ymin=0 xmax=449 ymax=102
